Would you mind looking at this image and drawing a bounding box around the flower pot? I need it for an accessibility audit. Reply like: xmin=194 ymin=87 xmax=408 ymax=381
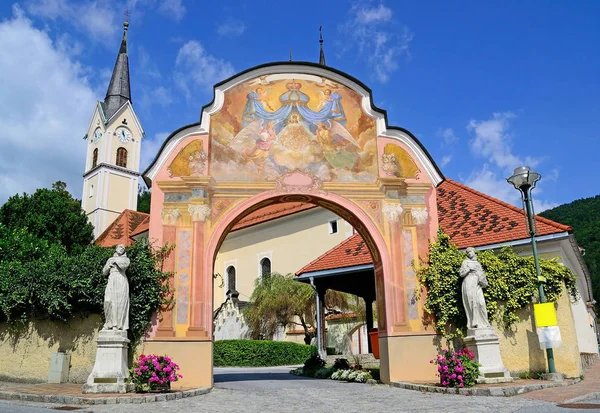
xmin=369 ymin=329 xmax=380 ymax=360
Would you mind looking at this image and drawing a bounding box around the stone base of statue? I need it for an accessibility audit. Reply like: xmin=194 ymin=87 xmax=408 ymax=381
xmin=464 ymin=328 xmax=513 ymax=384
xmin=82 ymin=329 xmax=134 ymax=394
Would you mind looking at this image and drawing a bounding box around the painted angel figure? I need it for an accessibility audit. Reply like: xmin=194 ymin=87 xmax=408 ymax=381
xmin=102 ymin=244 xmax=130 ymax=331
xmin=188 ymin=150 xmax=207 ymax=176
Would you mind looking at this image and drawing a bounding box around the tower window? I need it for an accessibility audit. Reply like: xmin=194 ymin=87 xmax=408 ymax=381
xmin=92 ymin=148 xmax=98 ymax=168
xmin=116 ymin=147 xmax=128 ymax=168
xmin=328 ymin=219 xmax=338 ymax=234
xmin=226 ymin=266 xmax=236 ymax=293
xmin=260 ymin=257 xmax=271 ymax=279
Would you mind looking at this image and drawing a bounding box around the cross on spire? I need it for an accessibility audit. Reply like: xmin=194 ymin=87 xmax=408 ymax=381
xmin=319 ymin=25 xmax=326 ymax=66
xmin=124 ymin=9 xmax=130 ymax=23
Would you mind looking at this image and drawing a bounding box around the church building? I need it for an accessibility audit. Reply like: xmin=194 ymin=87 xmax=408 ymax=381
xmin=81 ymin=21 xmax=145 ymax=239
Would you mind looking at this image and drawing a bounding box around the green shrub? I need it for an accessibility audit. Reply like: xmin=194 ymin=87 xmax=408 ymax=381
xmin=326 ymin=347 xmax=337 ymax=355
xmin=302 ymin=353 xmax=326 ymax=377
xmin=314 ymin=367 xmax=335 ymax=379
xmin=213 ymin=340 xmax=316 ymax=367
xmin=333 ymin=358 xmax=351 ymax=370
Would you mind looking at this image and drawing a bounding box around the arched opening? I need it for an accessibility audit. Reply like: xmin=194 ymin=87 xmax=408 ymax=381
xmin=92 ymin=148 xmax=98 ymax=168
xmin=116 ymin=147 xmax=127 ymax=168
xmin=259 ymin=257 xmax=271 ymax=280
xmin=226 ymin=265 xmax=236 ymax=293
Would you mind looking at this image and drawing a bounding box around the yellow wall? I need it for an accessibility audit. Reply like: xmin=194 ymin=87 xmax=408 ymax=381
xmin=214 ymin=208 xmax=352 ymax=307
xmin=82 ymin=173 xmax=99 ymax=214
xmin=498 ymin=288 xmax=582 ymax=378
xmin=0 ymin=315 xmax=102 ymax=383
xmin=106 ymin=173 xmax=132 ymax=212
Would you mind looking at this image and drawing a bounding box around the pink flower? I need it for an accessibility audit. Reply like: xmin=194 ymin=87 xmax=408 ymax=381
xmin=459 ymin=383 xmax=464 ymax=388
xmin=457 ymin=375 xmax=462 ymax=381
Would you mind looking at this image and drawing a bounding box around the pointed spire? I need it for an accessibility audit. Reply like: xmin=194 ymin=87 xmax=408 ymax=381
xmin=103 ymin=19 xmax=131 ymax=120
xmin=319 ymin=25 xmax=326 ymax=66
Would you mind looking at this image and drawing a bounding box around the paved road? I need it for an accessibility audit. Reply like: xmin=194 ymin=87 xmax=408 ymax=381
xmin=1 ymin=367 xmax=599 ymax=413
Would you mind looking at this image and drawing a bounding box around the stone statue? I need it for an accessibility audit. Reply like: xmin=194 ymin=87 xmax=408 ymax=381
xmin=102 ymin=244 xmax=130 ymax=331
xmin=460 ymin=247 xmax=490 ymax=329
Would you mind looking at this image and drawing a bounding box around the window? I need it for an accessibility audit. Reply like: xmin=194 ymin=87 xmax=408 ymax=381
xmin=89 ymin=184 xmax=94 ymax=198
xmin=260 ymin=257 xmax=271 ymax=279
xmin=328 ymin=219 xmax=338 ymax=234
xmin=92 ymin=148 xmax=98 ymax=168
xmin=116 ymin=147 xmax=127 ymax=168
xmin=226 ymin=266 xmax=236 ymax=293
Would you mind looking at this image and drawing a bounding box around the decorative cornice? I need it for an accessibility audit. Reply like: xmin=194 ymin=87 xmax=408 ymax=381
xmin=83 ymin=162 xmax=140 ymax=178
xmin=382 ymin=202 xmax=404 ymax=222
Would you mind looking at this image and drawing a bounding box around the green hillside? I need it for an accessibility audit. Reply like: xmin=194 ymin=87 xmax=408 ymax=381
xmin=539 ymin=195 xmax=600 ymax=308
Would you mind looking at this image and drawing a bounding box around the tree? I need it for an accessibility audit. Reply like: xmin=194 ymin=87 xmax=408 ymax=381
xmin=137 ymin=187 xmax=151 ymax=214
xmin=243 ymin=272 xmax=351 ymax=345
xmin=0 ymin=181 xmax=94 ymax=254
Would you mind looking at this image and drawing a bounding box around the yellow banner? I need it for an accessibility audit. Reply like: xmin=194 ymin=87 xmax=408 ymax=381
xmin=534 ymin=303 xmax=557 ymax=327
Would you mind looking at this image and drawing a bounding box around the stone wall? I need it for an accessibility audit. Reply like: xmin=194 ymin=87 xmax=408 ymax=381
xmin=0 ymin=315 xmax=102 ymax=383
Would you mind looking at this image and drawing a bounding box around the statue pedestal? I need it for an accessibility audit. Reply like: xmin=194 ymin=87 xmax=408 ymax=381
xmin=464 ymin=328 xmax=513 ymax=384
xmin=82 ymin=329 xmax=134 ymax=394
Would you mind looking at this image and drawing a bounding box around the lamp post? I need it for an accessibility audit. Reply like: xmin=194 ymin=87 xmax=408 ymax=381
xmin=507 ymin=166 xmax=556 ymax=374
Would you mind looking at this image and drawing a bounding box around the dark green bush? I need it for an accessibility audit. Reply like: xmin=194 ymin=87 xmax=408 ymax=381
xmin=333 ymin=358 xmax=351 ymax=370
xmin=326 ymin=346 xmax=337 ymax=355
xmin=314 ymin=367 xmax=335 ymax=379
xmin=213 ymin=340 xmax=316 ymax=367
xmin=302 ymin=353 xmax=326 ymax=377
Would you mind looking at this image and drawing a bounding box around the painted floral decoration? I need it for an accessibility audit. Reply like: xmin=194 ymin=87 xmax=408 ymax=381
xmin=129 ymin=354 xmax=183 ymax=392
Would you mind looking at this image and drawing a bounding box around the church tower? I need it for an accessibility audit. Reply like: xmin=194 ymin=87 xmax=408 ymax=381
xmin=81 ymin=20 xmax=144 ymax=239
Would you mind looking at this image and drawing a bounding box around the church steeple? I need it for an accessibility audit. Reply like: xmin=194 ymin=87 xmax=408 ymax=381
xmin=319 ymin=26 xmax=326 ymax=66
xmin=103 ymin=21 xmax=131 ymax=120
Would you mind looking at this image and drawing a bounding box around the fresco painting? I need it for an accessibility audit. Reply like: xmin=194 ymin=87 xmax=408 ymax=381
xmin=168 ymin=140 xmax=207 ymax=177
xmin=381 ymin=143 xmax=420 ymax=179
xmin=210 ymin=74 xmax=377 ymax=182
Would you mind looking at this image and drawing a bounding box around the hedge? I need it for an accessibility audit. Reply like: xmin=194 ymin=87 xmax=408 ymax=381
xmin=213 ymin=340 xmax=317 ymax=367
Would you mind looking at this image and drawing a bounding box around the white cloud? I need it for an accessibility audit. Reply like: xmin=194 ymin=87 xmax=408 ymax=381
xmin=339 ymin=2 xmax=413 ymax=83
xmin=436 ymin=127 xmax=458 ymax=145
xmin=139 ymin=86 xmax=173 ymax=113
xmin=174 ymin=40 xmax=234 ymax=100
xmin=158 ymin=0 xmax=186 ymax=22
xmin=0 ymin=6 xmax=97 ymax=203
xmin=355 ymin=4 xmax=392 ymax=24
xmin=26 ymin=0 xmax=120 ymax=45
xmin=216 ymin=19 xmax=246 ymax=37
xmin=467 ymin=112 xmax=539 ymax=171
xmin=140 ymin=132 xmax=169 ymax=172
xmin=464 ymin=113 xmax=558 ymax=211
xmin=465 ymin=166 xmax=520 ymax=206
xmin=440 ymin=155 xmax=452 ymax=168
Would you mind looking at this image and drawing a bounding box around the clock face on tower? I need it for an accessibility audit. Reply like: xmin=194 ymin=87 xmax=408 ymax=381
xmin=93 ymin=128 xmax=102 ymax=143
xmin=117 ymin=128 xmax=131 ymax=143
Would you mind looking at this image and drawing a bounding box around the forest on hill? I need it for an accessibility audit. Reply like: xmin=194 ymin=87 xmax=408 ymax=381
xmin=540 ymin=195 xmax=600 ymax=309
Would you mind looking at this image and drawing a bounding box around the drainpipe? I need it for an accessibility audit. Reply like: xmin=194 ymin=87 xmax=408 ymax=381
xmin=310 ymin=276 xmax=325 ymax=359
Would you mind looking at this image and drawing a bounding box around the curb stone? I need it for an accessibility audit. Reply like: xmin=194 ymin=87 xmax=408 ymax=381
xmin=391 ymin=379 xmax=578 ymax=397
xmin=0 ymin=387 xmax=211 ymax=405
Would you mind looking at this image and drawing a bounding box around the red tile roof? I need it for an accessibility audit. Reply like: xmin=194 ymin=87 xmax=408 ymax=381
xmin=297 ymin=179 xmax=572 ymax=275
xmin=95 ymin=209 xmax=150 ymax=248
xmin=231 ymin=202 xmax=317 ymax=231
xmin=438 ymin=179 xmax=571 ymax=249
xmin=296 ymin=233 xmax=373 ymax=275
xmin=129 ymin=216 xmax=150 ymax=239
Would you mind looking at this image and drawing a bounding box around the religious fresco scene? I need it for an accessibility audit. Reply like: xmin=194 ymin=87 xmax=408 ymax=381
xmin=210 ymin=74 xmax=378 ymax=182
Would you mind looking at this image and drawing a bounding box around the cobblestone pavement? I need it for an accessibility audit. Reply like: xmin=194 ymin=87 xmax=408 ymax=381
xmin=0 ymin=367 xmax=598 ymax=413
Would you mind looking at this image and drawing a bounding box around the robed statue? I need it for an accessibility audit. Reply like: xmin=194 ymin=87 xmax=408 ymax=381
xmin=102 ymin=244 xmax=130 ymax=331
xmin=460 ymin=247 xmax=491 ymax=329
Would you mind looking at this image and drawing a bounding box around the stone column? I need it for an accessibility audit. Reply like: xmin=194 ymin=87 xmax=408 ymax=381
xmin=186 ymin=204 xmax=211 ymax=339
xmin=155 ymin=208 xmax=179 ymax=338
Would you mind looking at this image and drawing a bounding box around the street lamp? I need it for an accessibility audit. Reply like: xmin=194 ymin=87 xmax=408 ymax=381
xmin=507 ymin=166 xmax=556 ymax=374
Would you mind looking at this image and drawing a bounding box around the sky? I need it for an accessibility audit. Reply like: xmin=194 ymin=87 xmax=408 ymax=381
xmin=0 ymin=0 xmax=598 ymax=212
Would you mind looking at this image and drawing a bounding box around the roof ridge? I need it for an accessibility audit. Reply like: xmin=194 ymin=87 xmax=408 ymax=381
xmin=444 ymin=178 xmax=571 ymax=232
xmin=296 ymin=233 xmax=361 ymax=275
xmin=95 ymin=209 xmax=129 ymax=244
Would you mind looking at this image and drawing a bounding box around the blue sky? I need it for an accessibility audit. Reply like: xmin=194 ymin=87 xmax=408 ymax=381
xmin=0 ymin=0 xmax=598 ymax=212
